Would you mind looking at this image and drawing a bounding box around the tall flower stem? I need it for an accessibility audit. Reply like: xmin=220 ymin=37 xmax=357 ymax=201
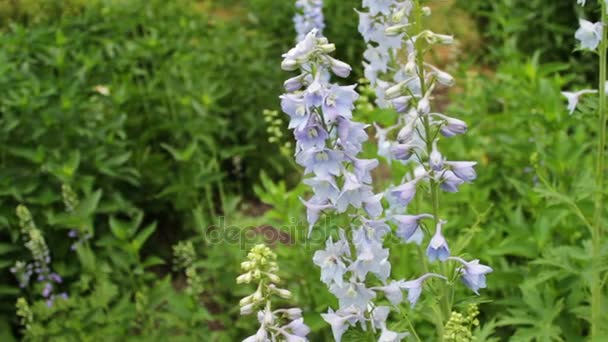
xmin=592 ymin=3 xmax=607 ymax=339
xmin=413 ymin=1 xmax=450 ymax=338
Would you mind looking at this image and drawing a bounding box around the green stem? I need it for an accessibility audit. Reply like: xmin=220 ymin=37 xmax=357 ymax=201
xmin=411 ymin=1 xmax=450 ymax=339
xmin=592 ymin=4 xmax=607 ymax=340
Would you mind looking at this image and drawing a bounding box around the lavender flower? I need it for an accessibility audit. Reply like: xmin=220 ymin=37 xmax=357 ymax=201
xmin=294 ymin=0 xmax=325 ymax=42
xmin=426 ymin=220 xmax=450 ymax=262
xmin=449 ymin=257 xmax=493 ymax=295
xmin=575 ymin=19 xmax=603 ymax=50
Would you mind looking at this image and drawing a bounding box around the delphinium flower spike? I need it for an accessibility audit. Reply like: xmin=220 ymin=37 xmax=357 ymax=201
xmin=563 ymin=1 xmax=607 ymax=339
xmin=11 ymin=205 xmax=67 ymax=307
xmin=238 ymin=244 xmax=310 ymax=341
xmin=294 ymin=0 xmax=325 ymax=42
xmin=356 ymin=0 xmax=492 ymax=337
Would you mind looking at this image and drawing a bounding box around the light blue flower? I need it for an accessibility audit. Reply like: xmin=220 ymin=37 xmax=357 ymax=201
xmin=445 ymin=161 xmax=477 ymax=182
xmin=575 ymin=19 xmax=603 ymax=50
xmin=296 ymin=147 xmax=343 ymax=177
xmin=439 ymin=170 xmax=464 ymax=193
xmin=337 ymin=117 xmax=368 ymax=155
xmin=313 ymin=236 xmax=349 ymax=286
xmin=330 ymin=281 xmax=377 ymax=310
xmin=303 ymin=175 xmax=339 ymax=203
xmin=391 ymin=213 xmax=433 ymax=244
xmin=280 ymin=94 xmax=309 ymax=129
xmin=399 ymin=273 xmax=447 ymax=307
xmin=294 ymin=0 xmax=325 ymax=42
xmin=294 ymin=118 xmax=329 ymax=151
xmin=322 ymin=85 xmax=359 ymax=123
xmin=300 ymin=197 xmax=332 ymax=236
xmin=426 ymin=220 xmax=450 ymax=262
xmin=449 ymin=257 xmax=493 ymax=295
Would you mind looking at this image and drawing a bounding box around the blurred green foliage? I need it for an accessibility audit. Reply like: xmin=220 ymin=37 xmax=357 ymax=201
xmin=1 ymin=0 xmax=607 ymax=341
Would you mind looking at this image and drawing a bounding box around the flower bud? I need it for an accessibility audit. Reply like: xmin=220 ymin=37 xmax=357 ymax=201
xmin=429 ymin=141 xmax=443 ymax=171
xmin=281 ymin=59 xmax=298 ymax=71
xmin=318 ymin=43 xmax=336 ymax=53
xmin=385 ymin=24 xmax=409 ymax=36
xmin=283 ymin=74 xmax=304 ymax=92
xmin=265 ymin=272 xmax=281 ymax=283
xmin=275 ymin=288 xmax=292 ymax=299
xmin=417 ymin=97 xmax=430 ymax=114
xmin=240 ymin=303 xmax=254 ymax=315
xmin=421 ymin=7 xmax=431 ymax=16
xmin=327 ymin=56 xmax=351 ymax=78
xmin=236 ymin=272 xmax=252 ymax=284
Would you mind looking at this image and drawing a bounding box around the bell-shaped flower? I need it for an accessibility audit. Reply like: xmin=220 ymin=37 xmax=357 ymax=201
xmin=296 ymin=147 xmax=343 ymax=177
xmin=426 ymin=220 xmax=450 ymax=262
xmin=281 ymin=318 xmax=311 ymax=339
xmin=449 ymin=257 xmax=493 ymax=295
xmin=561 ymin=89 xmax=597 ymax=115
xmin=439 ymin=170 xmax=464 ymax=193
xmin=351 ymin=157 xmax=379 ymax=184
xmin=575 ymin=19 xmax=603 ymax=50
xmin=391 ymin=213 xmax=433 ymax=244
xmin=388 ymin=176 xmax=423 ymax=207
xmin=400 ymin=273 xmax=447 ymax=307
xmin=433 ymin=113 xmax=467 ymax=137
xmin=429 ymin=140 xmax=443 ymax=171
xmin=372 ymin=280 xmax=405 ymax=306
xmin=379 ymin=327 xmax=409 ymax=342
xmin=445 ymin=161 xmax=477 ymax=182
xmin=326 ymin=56 xmax=352 ymax=78
xmin=283 ymin=73 xmax=306 ymax=92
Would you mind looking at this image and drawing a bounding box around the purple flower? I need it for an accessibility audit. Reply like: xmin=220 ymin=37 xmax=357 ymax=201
xmin=400 ymin=273 xmax=447 ymax=307
xmin=294 ymin=118 xmax=329 ymax=151
xmin=449 ymin=257 xmax=493 ymax=294
xmin=42 ymin=282 xmax=53 ymax=298
xmin=280 ymin=94 xmax=309 ymax=129
xmin=313 ymin=236 xmax=349 ymax=286
xmin=321 ymin=85 xmax=358 ymax=125
xmin=330 ymin=281 xmax=377 ymax=310
xmin=391 ymin=213 xmax=433 ymax=244
xmin=303 ymin=175 xmax=339 ymax=203
xmin=445 ymin=161 xmax=477 ymax=182
xmin=434 ymin=114 xmax=467 ymax=137
xmin=388 ymin=179 xmax=419 ymax=207
xmin=337 ymin=117 xmax=368 ymax=155
xmin=300 ymin=197 xmax=333 ymax=236
xmin=351 ymin=157 xmax=378 ymax=184
xmin=439 ymin=170 xmax=464 ymax=193
xmin=296 ymin=147 xmax=343 ymax=177
xmin=426 ymin=220 xmax=450 ymax=262
xmin=429 ymin=140 xmax=443 ymax=171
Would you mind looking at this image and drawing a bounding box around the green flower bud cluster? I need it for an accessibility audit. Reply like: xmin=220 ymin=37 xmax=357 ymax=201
xmin=16 ymin=205 xmax=51 ymax=274
xmin=443 ymin=304 xmax=480 ymax=342
xmin=172 ymin=240 xmax=204 ymax=296
xmin=61 ymin=184 xmax=79 ymax=212
xmin=263 ymin=109 xmax=292 ymax=158
xmin=16 ymin=297 xmax=33 ymax=331
xmin=237 ymin=244 xmax=291 ymax=315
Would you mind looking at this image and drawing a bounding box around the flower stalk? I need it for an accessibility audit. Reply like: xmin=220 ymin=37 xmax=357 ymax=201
xmin=592 ymin=2 xmax=607 ymax=339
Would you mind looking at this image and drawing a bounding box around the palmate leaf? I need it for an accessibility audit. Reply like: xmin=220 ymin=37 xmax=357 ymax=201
xmin=498 ymin=285 xmax=565 ymax=342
